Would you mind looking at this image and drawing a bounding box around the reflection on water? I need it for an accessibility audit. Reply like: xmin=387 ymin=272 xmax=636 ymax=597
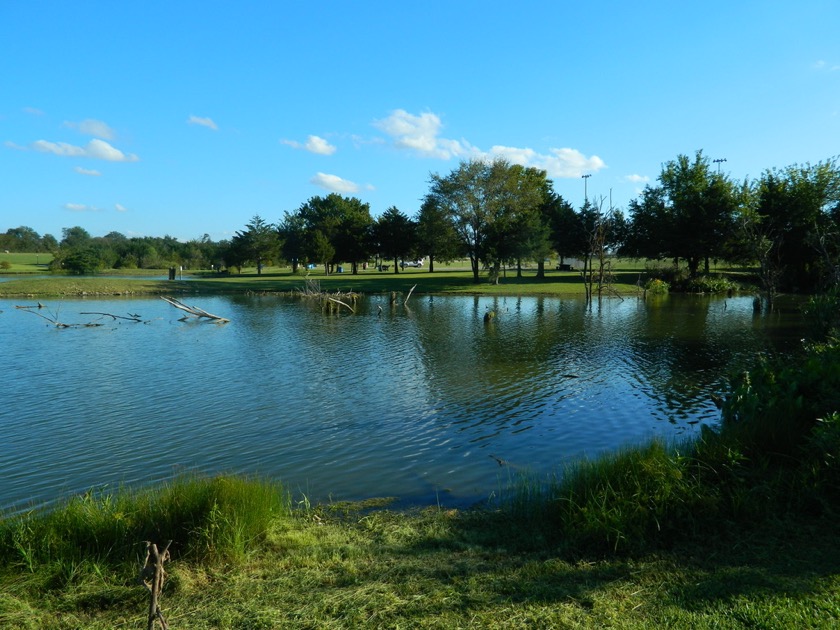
xmin=0 ymin=293 xmax=805 ymax=512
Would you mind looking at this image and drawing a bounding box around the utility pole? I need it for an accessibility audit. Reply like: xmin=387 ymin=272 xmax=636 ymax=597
xmin=581 ymin=174 xmax=591 ymax=202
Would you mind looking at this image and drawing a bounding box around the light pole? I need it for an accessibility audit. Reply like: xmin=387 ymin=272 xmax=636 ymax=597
xmin=581 ymin=174 xmax=591 ymax=202
xmin=713 ymin=158 xmax=727 ymax=174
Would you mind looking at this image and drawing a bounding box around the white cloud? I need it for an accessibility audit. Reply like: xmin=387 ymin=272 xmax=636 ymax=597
xmin=115 ymin=203 xmax=128 ymax=212
xmin=188 ymin=115 xmax=218 ymax=130
xmin=310 ymin=172 xmax=359 ymax=194
xmin=65 ymin=203 xmax=100 ymax=212
xmin=305 ymin=135 xmax=336 ymax=155
xmin=623 ymin=174 xmax=649 ymax=183
xmin=282 ymin=135 xmax=337 ymax=155
xmin=373 ymin=109 xmax=603 ymax=178
xmin=74 ymin=166 xmax=102 ymax=176
xmin=373 ymin=109 xmax=474 ymax=159
xmin=32 ymin=138 xmax=139 ymax=162
xmin=23 ymin=107 xmax=44 ymax=116
xmin=488 ymin=145 xmax=606 ymax=178
xmin=64 ymin=119 xmax=116 ymax=140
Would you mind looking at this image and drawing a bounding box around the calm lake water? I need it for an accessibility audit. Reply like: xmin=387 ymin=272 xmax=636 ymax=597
xmin=0 ymin=293 xmax=805 ymax=512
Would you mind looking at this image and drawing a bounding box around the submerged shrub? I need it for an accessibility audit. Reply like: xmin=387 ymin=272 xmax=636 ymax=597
xmin=644 ymin=278 xmax=670 ymax=295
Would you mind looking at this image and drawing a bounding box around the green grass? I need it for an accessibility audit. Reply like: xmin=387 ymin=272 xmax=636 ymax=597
xmin=1 ymin=490 xmax=837 ymax=628
xmin=0 ymin=252 xmax=53 ymax=273
xmin=0 ymin=262 xmax=650 ymax=298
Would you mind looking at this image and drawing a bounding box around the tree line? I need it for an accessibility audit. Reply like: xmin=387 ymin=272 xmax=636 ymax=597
xmin=3 ymin=151 xmax=839 ymax=295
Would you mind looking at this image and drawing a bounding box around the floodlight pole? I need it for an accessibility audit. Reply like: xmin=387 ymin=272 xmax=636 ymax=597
xmin=713 ymin=158 xmax=727 ymax=174
xmin=581 ymin=174 xmax=591 ymax=202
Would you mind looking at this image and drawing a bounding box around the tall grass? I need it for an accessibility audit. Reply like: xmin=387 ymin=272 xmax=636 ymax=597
xmin=0 ymin=475 xmax=290 ymax=572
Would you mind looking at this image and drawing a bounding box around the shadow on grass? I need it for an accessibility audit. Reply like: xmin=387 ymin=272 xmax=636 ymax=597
xmin=362 ymin=504 xmax=840 ymax=616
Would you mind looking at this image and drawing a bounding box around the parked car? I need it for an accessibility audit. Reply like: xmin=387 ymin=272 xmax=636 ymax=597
xmin=399 ymin=259 xmax=424 ymax=268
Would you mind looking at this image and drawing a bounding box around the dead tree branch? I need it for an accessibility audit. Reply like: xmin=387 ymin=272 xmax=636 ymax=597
xmin=160 ymin=296 xmax=230 ymax=322
xmin=138 ymin=540 xmax=172 ymax=630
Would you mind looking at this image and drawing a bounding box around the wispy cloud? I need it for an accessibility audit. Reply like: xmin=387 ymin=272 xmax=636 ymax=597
xmin=623 ymin=174 xmax=649 ymax=183
xmin=374 ymin=108 xmax=605 ymax=178
xmin=282 ymin=135 xmax=337 ymax=155
xmin=74 ymin=166 xmax=102 ymax=176
xmin=32 ymin=138 xmax=139 ymax=162
xmin=814 ymin=60 xmax=840 ymax=72
xmin=310 ymin=172 xmax=359 ymax=194
xmin=64 ymin=203 xmax=100 ymax=212
xmin=187 ymin=115 xmax=218 ymax=130
xmin=64 ymin=119 xmax=116 ymax=140
xmin=22 ymin=106 xmax=44 ymax=116
xmin=115 ymin=203 xmax=128 ymax=212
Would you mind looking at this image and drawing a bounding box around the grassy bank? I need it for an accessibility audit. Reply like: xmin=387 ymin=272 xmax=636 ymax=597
xmin=2 ymin=337 xmax=839 ymax=627
xmin=2 ymin=494 xmax=837 ymax=628
xmin=0 ymin=258 xmax=746 ymax=298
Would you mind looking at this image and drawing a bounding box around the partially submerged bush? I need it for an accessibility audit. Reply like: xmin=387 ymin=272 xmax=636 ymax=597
xmin=644 ymin=278 xmax=670 ymax=295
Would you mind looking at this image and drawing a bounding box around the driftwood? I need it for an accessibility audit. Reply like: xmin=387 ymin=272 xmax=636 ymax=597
xmin=403 ymin=284 xmax=417 ymax=307
xmin=139 ymin=540 xmax=172 ymax=629
xmin=80 ymin=311 xmax=144 ymax=322
xmin=327 ymin=296 xmax=355 ymax=313
xmin=160 ymin=296 xmax=230 ymax=322
xmin=16 ymin=304 xmax=102 ymax=328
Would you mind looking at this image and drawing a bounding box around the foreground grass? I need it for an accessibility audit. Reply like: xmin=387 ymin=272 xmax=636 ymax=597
xmin=1 ymin=492 xmax=838 ymax=629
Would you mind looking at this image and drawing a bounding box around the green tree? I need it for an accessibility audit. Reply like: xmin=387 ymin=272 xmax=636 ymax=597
xmin=3 ymin=226 xmax=41 ymax=252
xmin=657 ymin=151 xmax=738 ymax=276
xmin=60 ymin=226 xmax=92 ymax=249
xmin=749 ymin=159 xmax=840 ymax=291
xmin=416 ymin=196 xmax=462 ymax=272
xmin=62 ymin=247 xmax=104 ymax=274
xmin=428 ymin=158 xmax=549 ymax=284
xmin=296 ymin=194 xmax=373 ymax=274
xmin=373 ymin=206 xmax=416 ymax=273
xmin=233 ymin=215 xmax=278 ymax=275
xmin=277 ymin=211 xmax=307 ymax=273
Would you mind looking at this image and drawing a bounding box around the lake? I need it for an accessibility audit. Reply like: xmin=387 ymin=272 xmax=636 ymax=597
xmin=0 ymin=293 xmax=805 ymax=513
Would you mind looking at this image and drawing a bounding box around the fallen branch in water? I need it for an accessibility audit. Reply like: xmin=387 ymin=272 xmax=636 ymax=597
xmin=327 ymin=296 xmax=355 ymax=313
xmin=160 ymin=296 xmax=230 ymax=322
xmin=404 ymin=284 xmax=417 ymax=307
xmin=81 ymin=311 xmax=145 ymax=322
xmin=16 ymin=303 xmax=102 ymax=328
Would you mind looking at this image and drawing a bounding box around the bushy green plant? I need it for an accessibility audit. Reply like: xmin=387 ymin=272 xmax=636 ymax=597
xmin=682 ymin=274 xmax=738 ymax=294
xmin=546 ymin=440 xmax=713 ymax=553
xmin=644 ymin=278 xmax=670 ymax=295
xmin=0 ymin=475 xmax=290 ymax=571
xmin=0 ymin=260 xmax=11 ymax=270
xmin=803 ymin=289 xmax=840 ymax=341
xmin=721 ymin=341 xmax=840 ymax=459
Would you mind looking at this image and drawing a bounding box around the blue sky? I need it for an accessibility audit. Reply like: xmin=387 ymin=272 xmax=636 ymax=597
xmin=2 ymin=1 xmax=838 ymax=242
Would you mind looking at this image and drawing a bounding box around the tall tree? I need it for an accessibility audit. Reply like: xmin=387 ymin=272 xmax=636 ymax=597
xmin=277 ymin=211 xmax=307 ymax=273
xmin=428 ymin=158 xmax=548 ymax=284
xmin=233 ymin=215 xmax=278 ymax=275
xmin=296 ymin=194 xmax=373 ymax=274
xmin=374 ymin=206 xmax=416 ymax=273
xmin=749 ymin=159 xmax=840 ymax=291
xmin=416 ymin=196 xmax=462 ymax=272
xmin=658 ymin=151 xmax=737 ymax=276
